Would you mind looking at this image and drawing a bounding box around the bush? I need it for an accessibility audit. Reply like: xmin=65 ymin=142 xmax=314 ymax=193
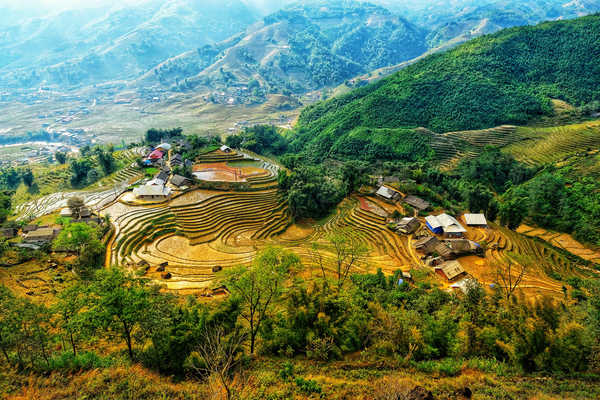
xmin=295 ymin=377 xmax=322 ymax=395
xmin=43 ymin=351 xmax=113 ymax=373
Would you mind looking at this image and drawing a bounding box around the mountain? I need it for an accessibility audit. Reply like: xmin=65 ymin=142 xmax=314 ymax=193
xmin=0 ymin=0 xmax=260 ymax=89
xmin=290 ymin=14 xmax=600 ymax=161
xmin=137 ymin=0 xmax=428 ymax=96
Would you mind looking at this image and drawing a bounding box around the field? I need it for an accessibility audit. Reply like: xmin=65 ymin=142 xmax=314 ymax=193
xmin=504 ymin=120 xmax=600 ymax=165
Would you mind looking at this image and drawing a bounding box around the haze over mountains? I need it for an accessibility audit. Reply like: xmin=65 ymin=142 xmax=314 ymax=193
xmin=1 ymin=0 xmax=600 ymax=140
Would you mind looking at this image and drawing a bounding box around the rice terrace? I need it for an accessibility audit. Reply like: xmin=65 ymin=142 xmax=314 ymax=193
xmin=9 ymin=144 xmax=584 ymax=299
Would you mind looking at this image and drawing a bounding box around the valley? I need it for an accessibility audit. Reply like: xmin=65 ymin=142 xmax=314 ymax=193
xmin=2 ymin=3 xmax=600 ymax=400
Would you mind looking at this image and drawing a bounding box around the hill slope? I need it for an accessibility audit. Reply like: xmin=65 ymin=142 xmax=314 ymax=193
xmin=0 ymin=0 xmax=259 ymax=89
xmin=290 ymin=14 xmax=600 ymax=159
xmin=137 ymin=0 xmax=427 ymax=95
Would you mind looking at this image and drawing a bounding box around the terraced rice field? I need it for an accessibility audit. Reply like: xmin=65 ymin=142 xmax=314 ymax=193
xmin=425 ymin=125 xmax=521 ymax=168
xmin=517 ymin=224 xmax=600 ymax=264
xmin=15 ymin=148 xmax=145 ymax=221
xmin=104 ymin=185 xmax=590 ymax=298
xmin=504 ymin=120 xmax=600 ymax=165
xmin=461 ymin=222 xmax=591 ymax=298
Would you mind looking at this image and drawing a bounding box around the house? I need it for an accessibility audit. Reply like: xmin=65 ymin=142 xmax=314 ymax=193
xmin=451 ymin=277 xmax=478 ymax=294
xmin=414 ymin=235 xmax=455 ymax=260
xmin=414 ymin=236 xmax=440 ymax=253
xmin=0 ymin=228 xmax=18 ymax=238
xmin=156 ymin=170 xmax=170 ymax=183
xmin=445 ymin=239 xmax=483 ymax=256
xmin=148 ymin=149 xmax=164 ymax=160
xmin=403 ymin=195 xmax=430 ymax=211
xmin=22 ymin=225 xmax=40 ymax=233
xmin=170 ymin=153 xmax=183 ymax=167
xmin=24 ymin=227 xmax=61 ymax=244
xmin=60 ymin=206 xmax=91 ymax=219
xmin=396 ymin=217 xmax=420 ymax=234
xmin=376 ymin=186 xmax=402 ymax=202
xmin=220 ymin=145 xmax=232 ymax=153
xmin=156 ymin=143 xmax=172 ymax=151
xmin=435 ymin=260 xmax=466 ymax=281
xmin=170 ymin=174 xmax=192 ymax=188
xmin=425 ymin=214 xmax=466 ymax=238
xmin=133 ymin=184 xmax=172 ymax=200
xmin=464 ymin=213 xmax=488 ymax=227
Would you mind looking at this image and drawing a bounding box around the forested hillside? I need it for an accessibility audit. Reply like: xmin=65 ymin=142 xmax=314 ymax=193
xmin=291 ymin=15 xmax=600 ymax=159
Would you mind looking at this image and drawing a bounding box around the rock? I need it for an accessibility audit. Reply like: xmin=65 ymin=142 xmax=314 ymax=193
xmin=161 ymin=272 xmax=172 ymax=280
xmin=406 ymin=386 xmax=435 ymax=400
xmin=156 ymin=265 xmax=166 ymax=272
xmin=212 ymin=265 xmax=223 ymax=273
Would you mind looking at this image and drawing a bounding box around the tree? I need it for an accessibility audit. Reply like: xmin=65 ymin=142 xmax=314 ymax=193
xmin=69 ymin=158 xmax=93 ymax=187
xmin=55 ymin=151 xmax=67 ymax=164
xmin=54 ymin=284 xmax=87 ymax=356
xmin=54 ymin=222 xmax=104 ymax=277
xmin=192 ymin=327 xmax=247 ymax=400
xmin=225 ymin=248 xmax=298 ymax=354
xmin=67 ymin=196 xmax=85 ymax=220
xmin=84 ymin=268 xmax=158 ymax=360
xmin=22 ymin=169 xmax=34 ymax=187
xmin=313 ymin=228 xmax=368 ymax=290
xmin=494 ymin=257 xmax=527 ymax=301
xmin=0 ymin=285 xmax=20 ymax=364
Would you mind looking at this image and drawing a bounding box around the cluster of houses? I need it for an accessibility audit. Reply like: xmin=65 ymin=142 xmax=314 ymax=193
xmin=375 ymin=180 xmax=490 ymax=286
xmin=134 ymin=142 xmax=195 ymax=201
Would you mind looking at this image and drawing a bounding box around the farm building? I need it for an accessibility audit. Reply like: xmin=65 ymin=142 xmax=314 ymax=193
xmin=376 ymin=186 xmax=402 ymax=202
xmin=414 ymin=236 xmax=440 ymax=253
xmin=220 ymin=145 xmax=232 ymax=153
xmin=435 ymin=260 xmax=466 ymax=281
xmin=171 ymin=175 xmax=192 ymax=188
xmin=396 ymin=217 xmax=420 ymax=234
xmin=61 ymin=206 xmax=91 ymax=218
xmin=403 ymin=195 xmax=430 ymax=211
xmin=156 ymin=170 xmax=170 ymax=183
xmin=170 ymin=153 xmax=183 ymax=167
xmin=156 ymin=143 xmax=172 ymax=151
xmin=148 ymin=149 xmax=164 ymax=160
xmin=24 ymin=227 xmax=61 ymax=244
xmin=464 ymin=213 xmax=488 ymax=227
xmin=22 ymin=225 xmax=40 ymax=233
xmin=425 ymin=214 xmax=466 ymax=237
xmin=133 ymin=184 xmax=172 ymax=201
xmin=445 ymin=239 xmax=483 ymax=256
xmin=0 ymin=228 xmax=17 ymax=238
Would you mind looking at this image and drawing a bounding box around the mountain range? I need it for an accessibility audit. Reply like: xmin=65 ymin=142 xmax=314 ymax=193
xmin=2 ymin=0 xmax=600 ymax=95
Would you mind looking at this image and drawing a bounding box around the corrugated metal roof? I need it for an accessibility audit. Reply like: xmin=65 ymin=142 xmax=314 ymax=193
xmin=464 ymin=213 xmax=487 ymax=226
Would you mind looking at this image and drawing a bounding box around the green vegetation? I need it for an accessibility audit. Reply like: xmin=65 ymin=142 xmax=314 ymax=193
xmin=225 ymin=125 xmax=288 ymax=155
xmin=291 ymin=15 xmax=600 ymax=159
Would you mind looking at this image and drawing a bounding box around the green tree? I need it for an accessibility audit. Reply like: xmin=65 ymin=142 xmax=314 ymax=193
xmin=22 ymin=169 xmax=34 ymax=187
xmin=54 ymin=284 xmax=87 ymax=356
xmin=53 ymin=222 xmax=104 ymax=277
xmin=225 ymin=248 xmax=299 ymax=354
xmin=55 ymin=151 xmax=67 ymax=164
xmin=85 ymin=268 xmax=159 ymax=360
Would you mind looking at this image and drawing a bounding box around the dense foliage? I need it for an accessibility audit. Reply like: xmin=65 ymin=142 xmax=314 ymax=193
xmin=2 ymin=248 xmax=600 ymax=383
xmin=145 ymin=127 xmax=183 ymax=144
xmin=292 ymin=15 xmax=600 ymax=156
xmin=225 ymin=125 xmax=288 ymax=155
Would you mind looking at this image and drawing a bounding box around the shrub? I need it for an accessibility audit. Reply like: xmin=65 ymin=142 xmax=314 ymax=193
xmin=43 ymin=351 xmax=113 ymax=373
xmin=294 ymin=377 xmax=322 ymax=395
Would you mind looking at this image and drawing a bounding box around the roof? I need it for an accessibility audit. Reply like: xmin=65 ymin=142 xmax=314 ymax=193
xmin=171 ymin=153 xmax=182 ymax=161
xmin=157 ymin=143 xmax=172 ymax=151
xmin=156 ymin=171 xmax=170 ymax=182
xmin=437 ymin=260 xmax=465 ymax=280
xmin=414 ymin=236 xmax=439 ymax=250
xmin=404 ymin=195 xmax=430 ymax=211
xmin=147 ymin=178 xmax=165 ymax=186
xmin=25 ymin=227 xmax=58 ymax=239
xmin=171 ymin=174 xmax=191 ymax=187
xmin=220 ymin=145 xmax=232 ymax=152
xmin=397 ymin=217 xmax=420 ymax=231
xmin=376 ymin=186 xmax=400 ymax=200
xmin=427 ymin=214 xmax=466 ymax=234
xmin=133 ymin=185 xmax=172 ymax=197
xmin=464 ymin=213 xmax=487 ymax=226
xmin=148 ymin=149 xmax=164 ymax=159
xmin=445 ymin=239 xmax=479 ymax=253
